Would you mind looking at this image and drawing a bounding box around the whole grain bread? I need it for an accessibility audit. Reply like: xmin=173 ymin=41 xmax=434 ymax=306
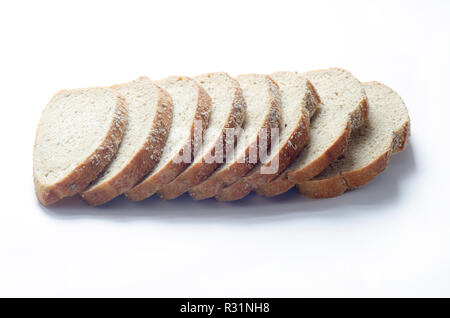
xmin=125 ymin=76 xmax=211 ymax=201
xmin=33 ymin=87 xmax=128 ymax=205
xmin=157 ymin=72 xmax=246 ymax=200
xmin=188 ymin=74 xmax=281 ymax=200
xmin=297 ymin=82 xmax=410 ymax=198
xmin=81 ymin=77 xmax=173 ymax=206
xmin=255 ymin=68 xmax=368 ymax=198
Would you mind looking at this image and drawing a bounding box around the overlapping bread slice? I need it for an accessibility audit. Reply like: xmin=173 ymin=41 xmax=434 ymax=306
xmin=33 ymin=87 xmax=128 ymax=205
xmin=215 ymin=71 xmax=320 ymax=201
xmin=81 ymin=77 xmax=173 ymax=206
xmin=297 ymin=82 xmax=410 ymax=198
xmin=157 ymin=72 xmax=246 ymax=200
xmin=188 ymin=74 xmax=282 ymax=200
xmin=125 ymin=76 xmax=211 ymax=201
xmin=222 ymin=68 xmax=369 ymax=200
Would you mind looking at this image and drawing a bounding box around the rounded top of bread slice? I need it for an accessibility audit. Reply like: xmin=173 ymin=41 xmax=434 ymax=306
xmin=285 ymin=68 xmax=367 ymax=176
xmin=33 ymin=87 xmax=127 ymax=204
xmin=84 ymin=77 xmax=163 ymax=187
xmin=314 ymin=81 xmax=410 ymax=179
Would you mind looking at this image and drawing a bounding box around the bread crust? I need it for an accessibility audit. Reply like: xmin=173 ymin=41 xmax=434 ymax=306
xmin=297 ymin=83 xmax=410 ymax=199
xmin=297 ymin=147 xmax=392 ymax=198
xmin=215 ymin=178 xmax=253 ymax=202
xmin=257 ymin=84 xmax=369 ymax=198
xmin=81 ymin=83 xmax=173 ymax=206
xmin=34 ymin=89 xmax=128 ymax=206
xmin=157 ymin=74 xmax=247 ymax=200
xmin=125 ymin=77 xmax=212 ymax=201
xmin=188 ymin=74 xmax=282 ymax=200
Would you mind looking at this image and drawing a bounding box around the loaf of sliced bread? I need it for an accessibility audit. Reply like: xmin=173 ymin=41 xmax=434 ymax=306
xmin=33 ymin=87 xmax=128 ymax=205
xmin=229 ymin=68 xmax=368 ymax=199
xmin=157 ymin=72 xmax=246 ymax=200
xmin=125 ymin=76 xmax=211 ymax=201
xmin=81 ymin=77 xmax=173 ymax=206
xmin=188 ymin=74 xmax=281 ymax=200
xmin=297 ymin=82 xmax=410 ymax=198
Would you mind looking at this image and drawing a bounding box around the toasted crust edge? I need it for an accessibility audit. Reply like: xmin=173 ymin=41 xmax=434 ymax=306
xmin=125 ymin=77 xmax=212 ymax=201
xmin=33 ymin=89 xmax=128 ymax=206
xmin=188 ymin=74 xmax=282 ymax=200
xmin=81 ymin=83 xmax=173 ymax=206
xmin=215 ymin=178 xmax=253 ymax=202
xmin=157 ymin=74 xmax=247 ymax=200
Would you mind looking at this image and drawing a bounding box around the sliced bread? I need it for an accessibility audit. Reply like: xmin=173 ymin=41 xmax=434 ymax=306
xmin=188 ymin=74 xmax=281 ymax=200
xmin=215 ymin=71 xmax=320 ymax=201
xmin=125 ymin=76 xmax=211 ymax=201
xmin=157 ymin=72 xmax=246 ymax=200
xmin=33 ymin=87 xmax=128 ymax=205
xmin=81 ymin=77 xmax=173 ymax=206
xmin=297 ymin=82 xmax=410 ymax=198
xmin=225 ymin=68 xmax=369 ymax=200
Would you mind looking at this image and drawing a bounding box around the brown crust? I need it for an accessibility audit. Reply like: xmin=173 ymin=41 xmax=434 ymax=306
xmin=81 ymin=82 xmax=173 ymax=206
xmin=215 ymin=178 xmax=253 ymax=202
xmin=33 ymin=88 xmax=128 ymax=206
xmin=157 ymin=73 xmax=247 ymax=200
xmin=295 ymin=174 xmax=347 ymax=198
xmin=125 ymin=77 xmax=212 ymax=201
xmin=253 ymin=173 xmax=295 ymax=197
xmin=188 ymin=74 xmax=282 ymax=200
xmin=297 ymin=148 xmax=391 ymax=198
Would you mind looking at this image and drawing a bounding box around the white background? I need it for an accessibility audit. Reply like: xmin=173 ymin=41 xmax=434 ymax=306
xmin=0 ymin=0 xmax=449 ymax=297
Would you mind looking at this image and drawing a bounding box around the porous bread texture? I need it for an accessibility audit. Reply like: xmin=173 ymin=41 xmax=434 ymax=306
xmin=188 ymin=74 xmax=281 ymax=200
xmin=125 ymin=76 xmax=211 ymax=201
xmin=81 ymin=77 xmax=173 ymax=205
xmin=33 ymin=87 xmax=128 ymax=205
xmin=256 ymin=68 xmax=368 ymax=197
xmin=157 ymin=72 xmax=246 ymax=200
xmin=297 ymin=81 xmax=410 ymax=198
xmin=215 ymin=71 xmax=320 ymax=202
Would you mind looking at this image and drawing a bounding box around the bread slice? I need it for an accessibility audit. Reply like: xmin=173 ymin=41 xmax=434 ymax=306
xmin=125 ymin=76 xmax=211 ymax=201
xmin=223 ymin=68 xmax=368 ymax=200
xmin=81 ymin=77 xmax=173 ymax=206
xmin=188 ymin=74 xmax=281 ymax=200
xmin=33 ymin=87 xmax=128 ymax=205
xmin=297 ymin=82 xmax=410 ymax=198
xmin=157 ymin=72 xmax=246 ymax=200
